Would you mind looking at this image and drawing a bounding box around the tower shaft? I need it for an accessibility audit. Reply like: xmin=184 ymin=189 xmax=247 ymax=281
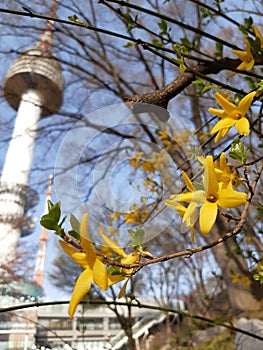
xmin=0 ymin=90 xmax=41 ymax=264
xmin=1 ymin=90 xmax=42 ymax=185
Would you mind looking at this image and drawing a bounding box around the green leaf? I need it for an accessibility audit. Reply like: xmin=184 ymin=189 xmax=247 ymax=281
xmin=229 ymin=139 xmax=250 ymax=164
xmin=47 ymin=199 xmax=54 ymax=212
xmin=108 ymin=265 xmax=123 ymax=276
xmin=244 ymin=16 xmax=253 ymax=28
xmin=43 ymin=201 xmax=61 ymax=224
xmin=40 ymin=218 xmax=58 ymax=230
xmin=200 ymin=7 xmax=212 ymax=19
xmin=68 ymin=14 xmax=85 ymax=26
xmin=128 ymin=228 xmax=145 ymax=246
xmin=239 ymin=17 xmax=253 ymax=34
xmin=158 ymin=19 xmax=168 ymax=35
xmin=123 ymin=41 xmax=136 ymax=48
xmin=152 ymin=39 xmax=164 ymax=48
xmin=70 ymin=214 xmax=80 ymax=234
xmin=214 ymin=42 xmax=223 ymax=58
xmin=59 ymin=215 xmax=67 ymax=228
xmin=256 ymin=80 xmax=263 ymax=92
xmin=68 ymin=229 xmax=80 ymax=242
xmin=122 ymin=13 xmax=138 ymax=33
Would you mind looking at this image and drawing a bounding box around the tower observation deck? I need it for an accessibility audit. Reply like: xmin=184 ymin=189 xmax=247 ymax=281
xmin=0 ymin=0 xmax=63 ymax=265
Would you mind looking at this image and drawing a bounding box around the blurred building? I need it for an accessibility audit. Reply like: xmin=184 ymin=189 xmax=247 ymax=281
xmin=0 ymin=299 xmax=185 ymax=350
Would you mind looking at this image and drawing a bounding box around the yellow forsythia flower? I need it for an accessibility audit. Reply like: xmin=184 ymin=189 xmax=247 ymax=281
xmin=208 ymin=91 xmax=256 ymax=142
xmin=165 ymin=156 xmax=247 ymax=235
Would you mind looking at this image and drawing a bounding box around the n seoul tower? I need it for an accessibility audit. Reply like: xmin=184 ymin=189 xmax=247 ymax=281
xmin=0 ymin=0 xmax=63 ymax=268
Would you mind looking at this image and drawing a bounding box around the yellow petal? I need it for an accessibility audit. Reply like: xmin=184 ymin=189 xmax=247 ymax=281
xmin=122 ymin=253 xmax=138 ymax=275
xmin=208 ymin=108 xmax=225 ymax=118
xmin=235 ymin=117 xmax=250 ymax=136
xmin=245 ymin=38 xmax=252 ymax=53
xmin=118 ymin=278 xmax=129 ymax=299
xmin=80 ymin=214 xmax=96 ymax=263
xmin=237 ymin=91 xmax=256 ymax=115
xmin=217 ymin=189 xmax=247 ymax=208
xmin=204 ymin=156 xmax=218 ymax=197
xmin=100 ymin=232 xmax=126 ymax=257
xmin=236 ymin=59 xmax=255 ymax=71
xmin=214 ymin=127 xmax=230 ymax=143
xmin=182 ymin=171 xmax=194 ymax=192
xmin=121 ymin=253 xmax=138 ymax=265
xmin=68 ymin=267 xmax=93 ymax=318
xmin=191 ymin=190 xmax=206 ymax=203
xmin=253 ymin=25 xmax=263 ymax=48
xmin=219 ymin=152 xmax=227 ymax=169
xmin=93 ymin=258 xmax=108 ymax=291
xmin=197 ymin=156 xmax=205 ymax=165
xmin=232 ymin=49 xmax=249 ymax=61
xmin=183 ymin=202 xmax=198 ymax=225
xmin=199 ymin=201 xmax=218 ymax=234
xmin=59 ymin=240 xmax=89 ymax=268
xmin=165 ymin=192 xmax=193 ymax=206
xmin=108 ymin=274 xmax=126 ymax=286
xmin=173 ymin=203 xmax=187 ymax=213
xmin=210 ymin=118 xmax=235 ymax=134
xmin=214 ymin=93 xmax=236 ymax=113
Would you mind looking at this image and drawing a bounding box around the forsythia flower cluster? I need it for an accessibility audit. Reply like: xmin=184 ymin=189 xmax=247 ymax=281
xmin=165 ymin=154 xmax=247 ymax=239
xmin=61 ymin=214 xmax=139 ymax=318
xmin=129 ymin=150 xmax=170 ymax=173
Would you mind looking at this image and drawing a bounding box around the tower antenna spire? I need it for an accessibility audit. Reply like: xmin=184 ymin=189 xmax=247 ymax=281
xmin=38 ymin=0 xmax=58 ymax=51
xmin=33 ymin=175 xmax=53 ymax=287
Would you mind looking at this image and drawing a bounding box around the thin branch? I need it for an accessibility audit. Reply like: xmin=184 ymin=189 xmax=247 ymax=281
xmin=1 ymin=300 xmax=263 ymax=342
xmin=102 ymin=0 xmax=241 ymax=50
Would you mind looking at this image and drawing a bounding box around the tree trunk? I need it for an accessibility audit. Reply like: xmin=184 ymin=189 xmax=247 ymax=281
xmin=115 ymin=305 xmax=137 ymax=350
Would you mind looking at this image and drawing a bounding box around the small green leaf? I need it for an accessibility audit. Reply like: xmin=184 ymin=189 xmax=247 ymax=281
xmin=244 ymin=16 xmax=253 ymax=28
xmin=215 ymin=42 xmax=223 ymax=58
xmin=200 ymin=7 xmax=212 ymax=19
xmin=68 ymin=14 xmax=85 ymax=26
xmin=47 ymin=199 xmax=54 ymax=212
xmin=229 ymin=139 xmax=250 ymax=164
xmin=70 ymin=214 xmax=80 ymax=234
xmin=108 ymin=266 xmax=123 ymax=276
xmin=123 ymin=41 xmax=136 ymax=48
xmin=40 ymin=218 xmax=58 ymax=230
xmin=68 ymin=229 xmax=80 ymax=242
xmin=128 ymin=228 xmax=145 ymax=246
xmin=51 ymin=203 xmax=61 ymax=222
xmin=152 ymin=39 xmax=164 ymax=48
xmin=158 ymin=19 xmax=168 ymax=35
xmin=122 ymin=13 xmax=138 ymax=33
